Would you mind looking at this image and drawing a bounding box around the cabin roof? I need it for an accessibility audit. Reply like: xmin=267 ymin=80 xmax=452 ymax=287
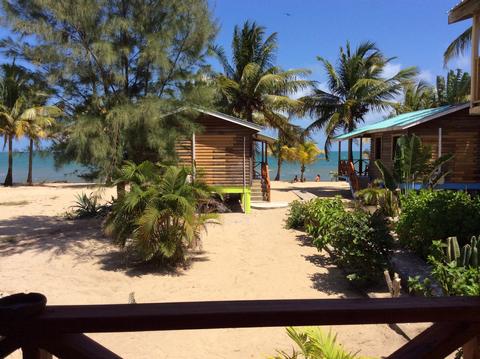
xmin=165 ymin=106 xmax=264 ymax=131
xmin=449 ymin=0 xmax=480 ymax=23
xmin=333 ymin=103 xmax=469 ymax=141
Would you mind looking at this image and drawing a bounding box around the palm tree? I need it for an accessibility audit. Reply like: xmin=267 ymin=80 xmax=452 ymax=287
xmin=0 ymin=63 xmax=58 ymax=186
xmin=269 ymin=121 xmax=303 ymax=181
xmin=213 ymin=21 xmax=311 ymax=133
xmin=444 ymin=27 xmax=472 ymax=65
xmin=435 ymin=69 xmax=470 ymax=105
xmin=105 ymin=162 xmax=216 ymax=265
xmin=282 ymin=141 xmax=322 ymax=182
xmin=392 ymin=80 xmax=435 ymax=115
xmin=23 ymin=107 xmax=61 ymax=185
xmin=302 ymin=41 xmax=417 ymax=160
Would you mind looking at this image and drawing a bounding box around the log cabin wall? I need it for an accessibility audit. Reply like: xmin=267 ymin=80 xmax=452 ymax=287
xmin=368 ymin=130 xmax=406 ymax=180
xmin=367 ymin=108 xmax=480 ymax=183
xmin=175 ymin=114 xmax=256 ymax=186
xmin=407 ymin=108 xmax=480 ymax=183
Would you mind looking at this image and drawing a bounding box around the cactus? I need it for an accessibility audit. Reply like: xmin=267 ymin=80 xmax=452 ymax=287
xmin=444 ymin=236 xmax=480 ymax=268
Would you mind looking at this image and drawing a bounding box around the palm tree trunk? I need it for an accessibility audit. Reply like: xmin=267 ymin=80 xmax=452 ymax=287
xmin=27 ymin=138 xmax=33 ymax=185
xmin=274 ymin=156 xmax=282 ymax=181
xmin=300 ymin=163 xmax=305 ymax=182
xmin=4 ymin=135 xmax=13 ymax=186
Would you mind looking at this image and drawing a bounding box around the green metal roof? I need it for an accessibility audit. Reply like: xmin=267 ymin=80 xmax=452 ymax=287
xmin=333 ymin=103 xmax=469 ymax=141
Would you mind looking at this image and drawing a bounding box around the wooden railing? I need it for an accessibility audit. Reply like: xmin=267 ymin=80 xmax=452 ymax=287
xmin=1 ymin=293 xmax=480 ymax=358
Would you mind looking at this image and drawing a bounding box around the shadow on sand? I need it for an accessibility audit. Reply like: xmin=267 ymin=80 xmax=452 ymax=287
xmin=296 ymin=234 xmax=357 ymax=298
xmin=0 ymin=214 xmax=209 ymax=277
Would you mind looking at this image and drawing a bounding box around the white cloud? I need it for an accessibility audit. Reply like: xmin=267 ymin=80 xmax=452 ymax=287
xmin=418 ymin=69 xmax=434 ymax=83
xmin=451 ymin=53 xmax=470 ymax=71
xmin=382 ymin=62 xmax=402 ymax=79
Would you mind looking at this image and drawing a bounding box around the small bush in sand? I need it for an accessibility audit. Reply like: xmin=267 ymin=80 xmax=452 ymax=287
xmin=269 ymin=326 xmax=372 ymax=359
xmin=105 ymin=161 xmax=217 ymax=267
xmin=66 ymin=192 xmax=109 ymax=219
xmin=298 ymin=197 xmax=392 ymax=287
xmin=285 ymin=200 xmax=311 ymax=230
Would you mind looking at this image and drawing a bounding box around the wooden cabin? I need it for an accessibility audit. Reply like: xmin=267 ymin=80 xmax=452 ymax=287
xmin=173 ymin=108 xmax=275 ymax=213
xmin=334 ymin=104 xmax=480 ymax=190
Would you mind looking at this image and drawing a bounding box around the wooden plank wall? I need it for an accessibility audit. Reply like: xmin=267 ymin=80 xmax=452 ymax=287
xmin=409 ymin=108 xmax=480 ymax=183
xmin=175 ymin=114 xmax=255 ymax=186
xmin=368 ymin=108 xmax=480 ymax=183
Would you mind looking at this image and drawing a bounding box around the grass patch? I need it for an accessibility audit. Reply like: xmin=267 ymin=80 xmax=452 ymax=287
xmin=0 ymin=200 xmax=29 ymax=206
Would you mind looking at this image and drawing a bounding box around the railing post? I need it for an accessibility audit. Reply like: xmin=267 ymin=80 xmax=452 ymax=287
xmin=463 ymin=337 xmax=480 ymax=359
xmin=359 ymin=137 xmax=363 ymax=175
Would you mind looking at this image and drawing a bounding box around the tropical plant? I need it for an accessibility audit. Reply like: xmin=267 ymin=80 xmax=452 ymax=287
xmin=444 ymin=26 xmax=472 ymax=65
xmin=0 ymin=63 xmax=60 ymax=186
xmin=285 ymin=200 xmax=311 ymax=230
xmin=105 ymin=162 xmax=216 ymax=266
xmin=302 ymin=41 xmax=417 ymax=160
xmin=282 ymin=141 xmax=322 ymax=182
xmin=391 ymin=80 xmax=435 ymax=115
xmin=213 ymin=21 xmax=311 ymax=133
xmin=375 ymin=134 xmax=453 ymax=194
xmin=397 ymin=190 xmax=480 ymax=258
xmin=3 ymin=0 xmax=217 ymax=193
xmin=356 ymin=187 xmax=399 ymax=218
xmin=68 ymin=192 xmax=108 ymax=219
xmin=270 ymin=327 xmax=371 ymax=359
xmin=304 ymin=197 xmax=392 ymax=287
xmin=408 ymin=237 xmax=480 ymax=297
xmin=435 ymin=69 xmax=470 ymax=106
xmin=269 ymin=121 xmax=304 ymax=181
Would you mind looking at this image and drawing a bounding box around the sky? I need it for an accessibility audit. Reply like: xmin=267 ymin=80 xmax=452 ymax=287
xmin=0 ymin=0 xmax=472 ymax=151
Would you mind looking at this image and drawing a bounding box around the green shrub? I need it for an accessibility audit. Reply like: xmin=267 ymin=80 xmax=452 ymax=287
xmin=105 ymin=163 xmax=217 ymax=266
xmin=408 ymin=238 xmax=480 ymax=296
xmin=397 ymin=190 xmax=480 ymax=258
xmin=285 ymin=200 xmax=311 ymax=230
xmin=67 ymin=192 xmax=108 ymax=219
xmin=305 ymin=198 xmax=393 ymax=287
xmin=270 ymin=327 xmax=370 ymax=359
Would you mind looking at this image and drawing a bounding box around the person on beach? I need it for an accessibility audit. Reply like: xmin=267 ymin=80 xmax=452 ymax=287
xmin=315 ymin=174 xmax=321 ymax=182
xmin=293 ymin=175 xmax=299 ymax=183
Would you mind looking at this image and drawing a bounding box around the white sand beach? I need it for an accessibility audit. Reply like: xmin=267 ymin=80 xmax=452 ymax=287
xmin=0 ymin=181 xmax=424 ymax=358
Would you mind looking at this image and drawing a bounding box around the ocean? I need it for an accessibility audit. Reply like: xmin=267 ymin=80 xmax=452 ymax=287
xmin=0 ymin=151 xmax=360 ymax=183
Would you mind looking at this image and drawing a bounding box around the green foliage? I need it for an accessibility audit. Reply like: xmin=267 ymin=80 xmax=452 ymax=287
xmin=269 ymin=327 xmax=372 ymax=359
xmin=105 ymin=162 xmax=216 ymax=266
xmin=408 ymin=238 xmax=480 ymax=296
xmin=435 ymin=69 xmax=470 ymax=106
xmin=397 ymin=190 xmax=480 ymax=258
xmin=282 ymin=141 xmax=322 ymax=182
xmin=2 ymin=0 xmax=217 ymax=182
xmin=356 ymin=187 xmax=399 ymax=217
xmin=375 ymin=134 xmax=453 ymax=194
xmin=391 ymin=80 xmax=435 ymax=115
xmin=304 ymin=198 xmax=392 ymax=287
xmin=214 ymin=20 xmax=311 ymax=137
xmin=68 ymin=192 xmax=108 ymax=219
xmin=302 ymin=41 xmax=417 ymax=159
xmin=285 ymin=200 xmax=310 ymax=230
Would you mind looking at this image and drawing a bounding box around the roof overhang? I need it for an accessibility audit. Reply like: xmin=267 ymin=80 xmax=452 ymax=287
xmin=449 ymin=0 xmax=480 ymax=23
xmin=333 ymin=103 xmax=470 ymax=142
xmin=253 ymin=132 xmax=277 ymax=144
xmin=162 ymin=106 xmax=264 ymax=132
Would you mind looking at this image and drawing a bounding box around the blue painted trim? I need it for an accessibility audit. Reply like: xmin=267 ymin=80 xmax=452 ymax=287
xmin=398 ymin=183 xmax=480 ymax=190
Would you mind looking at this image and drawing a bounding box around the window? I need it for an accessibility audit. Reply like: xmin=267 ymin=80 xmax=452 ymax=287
xmin=374 ymin=137 xmax=382 ymax=160
xmin=392 ymin=136 xmax=400 ymax=160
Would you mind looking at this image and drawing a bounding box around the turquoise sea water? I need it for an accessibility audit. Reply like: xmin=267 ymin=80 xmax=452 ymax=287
xmin=0 ymin=151 xmax=361 ymax=183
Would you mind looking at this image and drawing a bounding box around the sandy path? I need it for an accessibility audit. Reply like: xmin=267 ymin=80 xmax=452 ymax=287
xmin=0 ymin=182 xmax=420 ymax=358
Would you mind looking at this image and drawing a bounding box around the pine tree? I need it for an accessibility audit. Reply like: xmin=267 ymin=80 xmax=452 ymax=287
xmin=2 ymin=0 xmax=217 ymax=190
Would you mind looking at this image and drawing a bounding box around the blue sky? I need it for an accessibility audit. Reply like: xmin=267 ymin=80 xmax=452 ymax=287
xmin=0 ymin=0 xmax=472 ymax=151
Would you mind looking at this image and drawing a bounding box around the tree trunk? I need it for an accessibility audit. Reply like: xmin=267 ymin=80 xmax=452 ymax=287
xmin=27 ymin=138 xmax=34 ymax=185
xmin=116 ymin=181 xmax=126 ymax=200
xmin=300 ymin=164 xmax=305 ymax=182
xmin=4 ymin=135 xmax=13 ymax=186
xmin=348 ymin=138 xmax=354 ymax=163
xmin=274 ymin=156 xmax=282 ymax=181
